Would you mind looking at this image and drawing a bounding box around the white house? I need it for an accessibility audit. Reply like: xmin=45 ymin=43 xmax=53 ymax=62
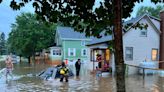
xmin=87 ymin=11 xmax=164 ymax=74
xmin=123 ymin=14 xmax=161 ymax=74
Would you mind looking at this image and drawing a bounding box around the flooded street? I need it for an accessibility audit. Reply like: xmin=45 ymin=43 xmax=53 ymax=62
xmin=0 ymin=62 xmax=163 ymax=92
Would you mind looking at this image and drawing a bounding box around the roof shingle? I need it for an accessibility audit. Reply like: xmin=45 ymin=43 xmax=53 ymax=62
xmin=57 ymin=26 xmax=90 ymax=39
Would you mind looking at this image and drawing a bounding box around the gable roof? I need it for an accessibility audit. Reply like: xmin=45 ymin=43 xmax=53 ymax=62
xmin=88 ymin=13 xmax=161 ymax=46
xmin=123 ymin=16 xmax=142 ymax=27
xmin=123 ymin=13 xmax=160 ymax=27
xmin=57 ymin=26 xmax=90 ymax=40
xmin=123 ymin=13 xmax=161 ymax=34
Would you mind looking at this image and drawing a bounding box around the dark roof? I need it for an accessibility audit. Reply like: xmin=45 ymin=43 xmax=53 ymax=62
xmin=122 ymin=15 xmax=144 ymax=31
xmin=87 ymin=35 xmax=113 ymax=45
xmin=123 ymin=16 xmax=142 ymax=26
xmin=57 ymin=26 xmax=113 ymax=45
xmin=48 ymin=43 xmax=57 ymax=47
xmin=57 ymin=26 xmax=90 ymax=39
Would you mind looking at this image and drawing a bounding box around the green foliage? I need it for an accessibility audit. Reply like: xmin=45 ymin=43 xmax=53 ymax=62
xmin=0 ymin=0 xmax=163 ymax=37
xmin=0 ymin=0 xmax=158 ymax=37
xmin=108 ymin=40 xmax=114 ymax=53
xmin=137 ymin=5 xmax=164 ymax=18
xmin=0 ymin=32 xmax=7 ymax=55
xmin=7 ymin=13 xmax=56 ymax=57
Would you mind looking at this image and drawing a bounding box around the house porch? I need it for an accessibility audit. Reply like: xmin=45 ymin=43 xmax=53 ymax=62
xmin=88 ymin=43 xmax=114 ymax=72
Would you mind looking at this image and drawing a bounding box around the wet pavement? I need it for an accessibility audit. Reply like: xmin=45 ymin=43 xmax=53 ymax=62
xmin=0 ymin=62 xmax=163 ymax=92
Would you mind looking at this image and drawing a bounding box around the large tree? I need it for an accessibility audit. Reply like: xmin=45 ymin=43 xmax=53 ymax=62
xmin=0 ymin=32 xmax=6 ymax=55
xmin=8 ymin=13 xmax=56 ymax=63
xmin=1 ymin=0 xmax=163 ymax=92
xmin=137 ymin=5 xmax=164 ymax=18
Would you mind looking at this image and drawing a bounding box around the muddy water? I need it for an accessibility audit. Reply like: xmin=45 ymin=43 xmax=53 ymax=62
xmin=0 ymin=62 xmax=163 ymax=92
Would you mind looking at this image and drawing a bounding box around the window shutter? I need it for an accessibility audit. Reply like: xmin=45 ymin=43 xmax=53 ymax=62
xmin=68 ymin=48 xmax=70 ymax=56
xmin=74 ymin=48 xmax=76 ymax=56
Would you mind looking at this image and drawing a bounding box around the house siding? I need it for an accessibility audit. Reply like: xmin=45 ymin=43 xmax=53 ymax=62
xmin=63 ymin=40 xmax=89 ymax=62
xmin=123 ymin=18 xmax=160 ymax=74
xmin=55 ymin=32 xmax=62 ymax=46
xmin=49 ymin=47 xmax=62 ymax=59
xmin=48 ymin=47 xmax=62 ymax=65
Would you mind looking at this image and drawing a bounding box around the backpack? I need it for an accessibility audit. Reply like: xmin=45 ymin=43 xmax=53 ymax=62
xmin=60 ymin=67 xmax=68 ymax=75
xmin=60 ymin=68 xmax=65 ymax=74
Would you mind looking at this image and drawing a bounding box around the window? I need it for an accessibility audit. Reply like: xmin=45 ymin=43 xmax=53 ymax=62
xmin=53 ymin=49 xmax=61 ymax=56
xmin=125 ymin=47 xmax=133 ymax=60
xmin=140 ymin=29 xmax=147 ymax=37
xmin=81 ymin=41 xmax=86 ymax=46
xmin=152 ymin=49 xmax=158 ymax=61
xmin=68 ymin=48 xmax=76 ymax=56
xmin=81 ymin=48 xmax=87 ymax=56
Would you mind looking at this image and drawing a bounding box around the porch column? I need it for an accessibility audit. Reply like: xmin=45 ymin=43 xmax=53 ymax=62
xmin=111 ymin=53 xmax=115 ymax=76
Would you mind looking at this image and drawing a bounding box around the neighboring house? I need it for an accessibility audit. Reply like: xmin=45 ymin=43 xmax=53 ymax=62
xmin=49 ymin=27 xmax=91 ymax=65
xmin=123 ymin=13 xmax=160 ymax=64
xmin=87 ymin=11 xmax=164 ymax=74
xmin=123 ymin=13 xmax=160 ymax=74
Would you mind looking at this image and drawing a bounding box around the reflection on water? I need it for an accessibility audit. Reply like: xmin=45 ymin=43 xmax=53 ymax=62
xmin=0 ymin=62 xmax=163 ymax=92
xmin=42 ymin=75 xmax=116 ymax=92
xmin=126 ymin=75 xmax=164 ymax=92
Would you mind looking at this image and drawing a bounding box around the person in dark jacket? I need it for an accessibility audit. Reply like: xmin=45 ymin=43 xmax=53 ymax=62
xmin=60 ymin=62 xmax=69 ymax=82
xmin=75 ymin=59 xmax=81 ymax=77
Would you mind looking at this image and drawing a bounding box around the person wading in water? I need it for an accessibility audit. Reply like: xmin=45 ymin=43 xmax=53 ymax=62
xmin=60 ymin=62 xmax=69 ymax=82
xmin=75 ymin=59 xmax=81 ymax=77
xmin=5 ymin=56 xmax=14 ymax=80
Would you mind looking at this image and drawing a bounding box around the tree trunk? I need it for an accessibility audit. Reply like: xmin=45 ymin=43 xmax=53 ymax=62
xmin=31 ymin=54 xmax=35 ymax=65
xmin=28 ymin=56 xmax=31 ymax=64
xmin=113 ymin=0 xmax=126 ymax=92
xmin=19 ymin=55 xmax=22 ymax=63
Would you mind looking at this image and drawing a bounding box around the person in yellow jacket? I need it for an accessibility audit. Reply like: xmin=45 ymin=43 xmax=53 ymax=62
xmin=60 ymin=62 xmax=69 ymax=82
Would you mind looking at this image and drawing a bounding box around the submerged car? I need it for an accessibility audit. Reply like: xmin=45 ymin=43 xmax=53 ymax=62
xmin=38 ymin=65 xmax=74 ymax=80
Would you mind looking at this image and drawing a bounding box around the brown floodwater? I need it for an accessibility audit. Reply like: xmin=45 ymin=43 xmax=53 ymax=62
xmin=0 ymin=62 xmax=163 ymax=92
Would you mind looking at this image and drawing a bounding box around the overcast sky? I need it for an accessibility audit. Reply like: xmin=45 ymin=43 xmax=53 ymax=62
xmin=0 ymin=0 xmax=161 ymax=39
